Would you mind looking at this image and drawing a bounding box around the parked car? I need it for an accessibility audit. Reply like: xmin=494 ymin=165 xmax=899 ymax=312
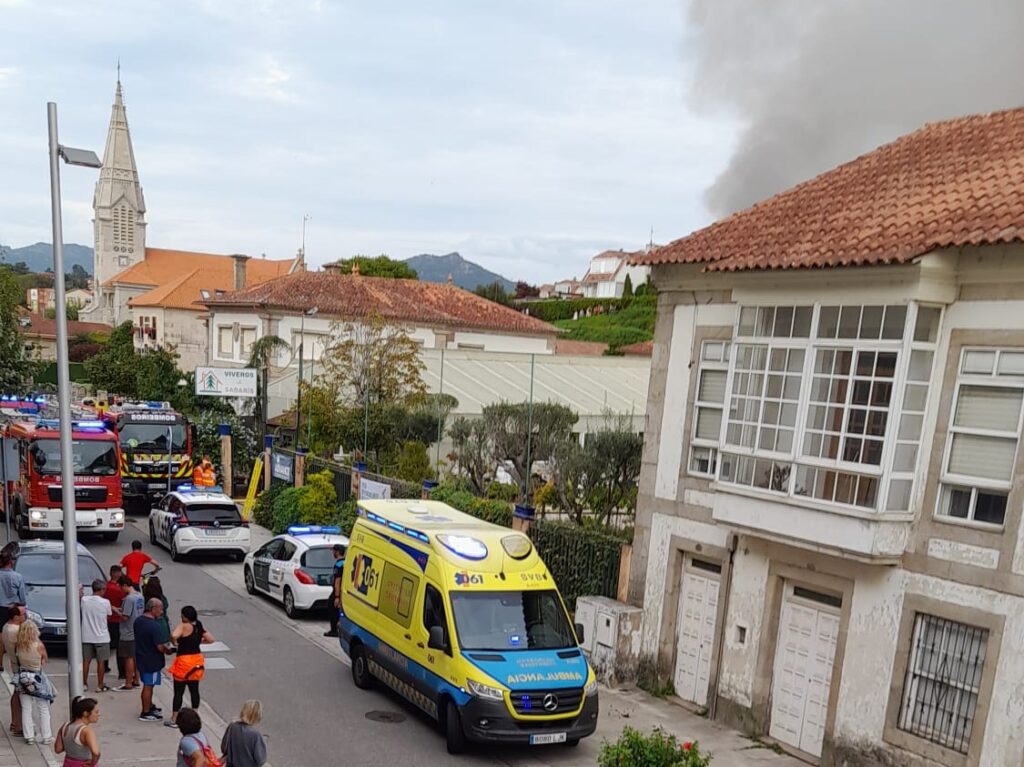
xmin=14 ymin=540 xmax=105 ymax=644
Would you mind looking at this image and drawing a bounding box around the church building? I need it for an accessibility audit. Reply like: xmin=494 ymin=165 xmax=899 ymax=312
xmin=81 ymin=79 xmax=302 ymax=370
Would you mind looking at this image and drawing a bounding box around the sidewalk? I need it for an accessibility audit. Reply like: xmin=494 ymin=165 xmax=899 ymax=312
xmin=0 ymin=667 xmax=240 ymax=767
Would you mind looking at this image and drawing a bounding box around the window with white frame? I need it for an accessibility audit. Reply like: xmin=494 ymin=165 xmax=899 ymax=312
xmin=239 ymin=327 xmax=257 ymax=358
xmin=936 ymin=348 xmax=1024 ymax=526
xmin=293 ymin=331 xmax=326 ymax=361
xmin=898 ymin=613 xmax=988 ymax=755
xmin=217 ymin=326 xmax=233 ymax=359
xmin=711 ymin=303 xmax=939 ymax=511
xmin=689 ymin=340 xmax=730 ymax=476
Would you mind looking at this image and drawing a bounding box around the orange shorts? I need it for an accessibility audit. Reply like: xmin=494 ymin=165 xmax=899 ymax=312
xmin=170 ymin=654 xmax=205 ymax=682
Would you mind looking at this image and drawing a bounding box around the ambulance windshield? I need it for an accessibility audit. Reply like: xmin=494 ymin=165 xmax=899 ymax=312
xmin=450 ymin=590 xmax=576 ymax=651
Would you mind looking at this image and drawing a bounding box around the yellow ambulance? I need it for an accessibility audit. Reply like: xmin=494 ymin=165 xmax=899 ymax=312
xmin=339 ymin=499 xmax=599 ymax=753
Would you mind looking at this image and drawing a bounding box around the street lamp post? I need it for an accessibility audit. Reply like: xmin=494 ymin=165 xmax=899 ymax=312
xmin=46 ymin=102 xmax=101 ymax=710
xmin=294 ymin=307 xmax=318 ymax=449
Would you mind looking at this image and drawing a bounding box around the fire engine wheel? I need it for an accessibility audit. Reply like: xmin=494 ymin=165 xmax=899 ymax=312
xmin=15 ymin=514 xmax=29 ymax=540
xmin=103 ymin=532 xmax=119 ymax=543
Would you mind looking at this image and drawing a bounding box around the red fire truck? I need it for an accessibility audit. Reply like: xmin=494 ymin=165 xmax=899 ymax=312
xmin=3 ymin=418 xmax=125 ymax=541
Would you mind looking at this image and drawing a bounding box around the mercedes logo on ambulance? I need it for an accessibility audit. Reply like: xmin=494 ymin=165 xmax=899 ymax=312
xmin=542 ymin=693 xmax=559 ymax=712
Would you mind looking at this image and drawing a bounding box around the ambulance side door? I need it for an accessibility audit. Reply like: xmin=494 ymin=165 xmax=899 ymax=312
xmin=412 ymin=580 xmax=457 ymax=714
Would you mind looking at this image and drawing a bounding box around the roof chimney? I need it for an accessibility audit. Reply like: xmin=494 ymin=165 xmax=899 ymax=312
xmin=230 ymin=254 xmax=250 ymax=291
xmin=323 ymin=261 xmax=342 ymax=275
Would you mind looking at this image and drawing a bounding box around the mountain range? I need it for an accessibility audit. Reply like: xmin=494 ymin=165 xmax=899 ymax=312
xmin=403 ymin=252 xmax=514 ymax=292
xmin=0 ymin=242 xmax=94 ymax=273
xmin=0 ymin=244 xmax=516 ymax=292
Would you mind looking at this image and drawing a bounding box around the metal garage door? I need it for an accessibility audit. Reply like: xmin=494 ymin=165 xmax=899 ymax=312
xmin=769 ymin=584 xmax=841 ymax=757
xmin=673 ymin=558 xmax=721 ymax=706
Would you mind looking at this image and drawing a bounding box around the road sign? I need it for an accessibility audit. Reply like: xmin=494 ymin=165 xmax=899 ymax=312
xmin=271 ymin=451 xmax=294 ymax=482
xmin=360 ymin=478 xmax=391 ymax=500
xmin=195 ymin=367 xmax=257 ymax=398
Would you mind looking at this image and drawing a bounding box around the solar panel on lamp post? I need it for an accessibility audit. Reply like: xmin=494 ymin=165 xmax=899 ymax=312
xmin=47 ymin=102 xmax=101 ymax=711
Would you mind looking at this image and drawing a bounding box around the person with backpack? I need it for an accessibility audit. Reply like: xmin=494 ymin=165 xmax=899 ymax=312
xmin=54 ymin=696 xmax=101 ymax=767
xmin=221 ymin=700 xmax=267 ymax=767
xmin=176 ymin=708 xmax=222 ymax=767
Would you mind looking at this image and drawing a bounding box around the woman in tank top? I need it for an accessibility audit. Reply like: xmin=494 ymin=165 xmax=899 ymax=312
xmin=167 ymin=606 xmax=214 ymax=729
xmin=55 ymin=697 xmax=101 ymax=767
xmin=15 ymin=621 xmax=53 ymax=744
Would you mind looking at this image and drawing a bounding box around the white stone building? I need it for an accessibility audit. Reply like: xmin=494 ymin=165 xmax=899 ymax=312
xmin=579 ymin=249 xmax=650 ymax=299
xmin=628 ymin=108 xmax=1024 ymax=766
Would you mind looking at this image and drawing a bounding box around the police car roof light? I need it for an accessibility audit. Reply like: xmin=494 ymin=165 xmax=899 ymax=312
xmin=177 ymin=484 xmax=223 ymax=494
xmin=437 ymin=534 xmax=488 ymax=560
xmin=287 ymin=525 xmax=342 ymax=536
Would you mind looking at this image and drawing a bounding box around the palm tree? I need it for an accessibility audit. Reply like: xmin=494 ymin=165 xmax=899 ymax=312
xmin=247 ymin=335 xmax=291 ymax=440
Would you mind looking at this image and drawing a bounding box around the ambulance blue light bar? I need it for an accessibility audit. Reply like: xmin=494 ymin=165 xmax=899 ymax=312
xmin=287 ymin=525 xmax=342 ymax=536
xmin=363 ymin=511 xmax=429 ymax=544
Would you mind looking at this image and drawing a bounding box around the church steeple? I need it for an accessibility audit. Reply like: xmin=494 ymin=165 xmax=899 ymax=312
xmin=85 ymin=75 xmax=147 ymax=323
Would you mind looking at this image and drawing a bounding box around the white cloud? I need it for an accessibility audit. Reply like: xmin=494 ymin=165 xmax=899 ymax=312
xmin=0 ymin=67 xmax=16 ymax=85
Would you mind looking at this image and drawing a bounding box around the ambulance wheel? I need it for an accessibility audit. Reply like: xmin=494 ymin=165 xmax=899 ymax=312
xmin=351 ymin=645 xmax=374 ymax=690
xmin=445 ymin=700 xmax=466 ymax=754
xmin=244 ymin=567 xmax=255 ymax=594
xmin=283 ymin=588 xmax=297 ymax=618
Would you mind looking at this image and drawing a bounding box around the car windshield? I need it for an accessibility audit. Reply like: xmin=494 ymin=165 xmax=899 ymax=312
xmin=16 ymin=553 xmax=104 ymax=586
xmin=449 ymin=590 xmax=576 ymax=651
xmin=30 ymin=439 xmax=118 ymax=476
xmin=302 ymin=546 xmax=341 ymax=572
xmin=183 ymin=503 xmax=241 ymax=525
xmin=120 ymin=424 xmax=187 ymax=452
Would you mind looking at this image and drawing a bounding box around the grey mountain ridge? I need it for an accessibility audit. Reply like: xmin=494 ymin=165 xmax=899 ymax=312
xmin=1 ymin=244 xmax=517 ymax=292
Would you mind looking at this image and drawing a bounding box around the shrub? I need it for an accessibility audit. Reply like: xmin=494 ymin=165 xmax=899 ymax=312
xmin=332 ymin=499 xmax=358 ymax=536
xmin=396 ymin=441 xmax=432 ymax=484
xmin=299 ymin=470 xmax=337 ymax=525
xmin=271 ymin=486 xmax=304 ymax=533
xmin=429 ymin=483 xmax=514 ymax=527
xmin=485 ymin=480 xmax=518 ymax=502
xmin=598 ymin=727 xmax=711 ymax=767
xmin=252 ymin=483 xmax=284 ymax=529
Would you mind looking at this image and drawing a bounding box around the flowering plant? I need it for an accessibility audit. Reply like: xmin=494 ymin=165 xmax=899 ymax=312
xmin=598 ymin=726 xmax=712 ymax=766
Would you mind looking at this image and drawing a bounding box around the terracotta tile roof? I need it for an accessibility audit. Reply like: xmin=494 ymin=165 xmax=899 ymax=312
xmin=110 ymin=248 xmax=291 ymax=287
xmin=618 ymin=340 xmax=653 ymax=357
xmin=201 ymin=272 xmax=558 ymax=336
xmin=116 ymin=248 xmax=296 ymax=311
xmin=633 ymin=108 xmax=1024 ymax=272
xmin=554 ymin=339 xmax=608 ymax=355
xmin=18 ymin=314 xmax=112 ymax=340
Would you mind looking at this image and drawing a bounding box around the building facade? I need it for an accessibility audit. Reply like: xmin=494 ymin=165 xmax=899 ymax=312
xmin=629 ymin=109 xmax=1024 ymax=766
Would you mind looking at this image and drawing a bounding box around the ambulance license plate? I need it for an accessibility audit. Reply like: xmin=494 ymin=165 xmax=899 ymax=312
xmin=530 ymin=733 xmax=566 ymax=745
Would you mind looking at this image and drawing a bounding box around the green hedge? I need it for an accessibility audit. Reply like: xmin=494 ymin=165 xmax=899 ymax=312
xmin=527 ymin=520 xmax=622 ymax=610
xmin=512 ymin=296 xmax=653 ymax=323
xmin=429 ymin=484 xmax=514 ymax=527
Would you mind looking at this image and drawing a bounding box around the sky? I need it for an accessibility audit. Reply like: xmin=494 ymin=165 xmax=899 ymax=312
xmin=0 ymin=0 xmax=740 ymax=283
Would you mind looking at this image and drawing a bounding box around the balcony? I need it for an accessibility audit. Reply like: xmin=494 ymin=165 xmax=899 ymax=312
xmin=710 ymin=488 xmax=909 ymax=563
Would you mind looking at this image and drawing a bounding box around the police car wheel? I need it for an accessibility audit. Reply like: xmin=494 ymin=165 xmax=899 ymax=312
xmin=170 ymin=537 xmax=182 ymax=562
xmin=351 ymin=645 xmax=374 ymax=690
xmin=283 ymin=588 xmax=297 ymax=617
xmin=444 ymin=700 xmax=466 ymax=754
xmin=149 ymin=522 xmax=157 ymax=546
xmin=244 ymin=567 xmax=255 ymax=594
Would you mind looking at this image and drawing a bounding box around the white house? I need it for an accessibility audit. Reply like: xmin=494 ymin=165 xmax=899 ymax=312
xmin=579 ymin=249 xmax=649 ymax=299
xmin=628 ymin=108 xmax=1024 ymax=767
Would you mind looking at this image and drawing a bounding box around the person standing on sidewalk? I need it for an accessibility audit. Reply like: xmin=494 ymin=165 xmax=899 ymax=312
xmin=15 ymin=620 xmax=54 ymax=745
xmin=166 ymin=606 xmax=214 ymax=729
xmin=103 ymin=564 xmax=125 ymax=681
xmin=143 ymin=576 xmax=171 ymax=641
xmin=221 ymin=700 xmax=267 ymax=767
xmin=0 ymin=550 xmax=26 ymax=609
xmin=0 ymin=605 xmax=25 ymax=736
xmin=175 ymin=708 xmax=218 ymax=767
xmin=115 ymin=576 xmax=145 ymax=691
xmin=135 ymin=598 xmax=176 ymax=722
xmin=54 ymin=696 xmax=101 ymax=767
xmin=323 ymin=543 xmax=346 ymax=638
xmin=80 ymin=580 xmax=113 ymax=693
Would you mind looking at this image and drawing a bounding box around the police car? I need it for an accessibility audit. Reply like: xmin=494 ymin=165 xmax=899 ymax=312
xmin=148 ymin=485 xmax=251 ymax=561
xmin=242 ymin=526 xmax=348 ymax=617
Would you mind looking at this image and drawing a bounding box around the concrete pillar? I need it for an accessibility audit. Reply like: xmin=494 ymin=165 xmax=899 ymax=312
xmin=263 ymin=435 xmax=274 ymax=492
xmin=295 ymin=447 xmax=307 ymax=488
xmin=616 ymin=543 xmax=633 ymax=603
xmin=352 ymin=461 xmax=365 ymax=500
xmin=218 ymin=423 xmax=232 ymax=494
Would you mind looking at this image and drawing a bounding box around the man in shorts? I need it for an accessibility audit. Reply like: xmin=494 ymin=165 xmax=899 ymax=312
xmin=135 ymin=598 xmax=175 ymax=721
xmin=80 ymin=579 xmax=113 ymax=692
xmin=115 ymin=576 xmax=145 ymax=691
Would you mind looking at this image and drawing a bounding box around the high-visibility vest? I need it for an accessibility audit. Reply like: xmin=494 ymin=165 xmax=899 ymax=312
xmin=201 ymin=466 xmax=216 ymax=487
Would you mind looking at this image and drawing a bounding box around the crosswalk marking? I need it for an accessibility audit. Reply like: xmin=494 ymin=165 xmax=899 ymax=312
xmin=204 ymin=657 xmax=235 ymax=670
xmin=203 ymin=641 xmax=231 ymax=652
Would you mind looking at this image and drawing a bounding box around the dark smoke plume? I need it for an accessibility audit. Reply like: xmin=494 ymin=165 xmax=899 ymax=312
xmin=687 ymin=0 xmax=1024 ymax=216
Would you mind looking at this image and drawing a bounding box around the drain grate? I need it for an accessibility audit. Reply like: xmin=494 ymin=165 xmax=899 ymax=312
xmin=197 ymin=609 xmax=227 ymax=617
xmin=365 ymin=710 xmax=406 ymax=724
